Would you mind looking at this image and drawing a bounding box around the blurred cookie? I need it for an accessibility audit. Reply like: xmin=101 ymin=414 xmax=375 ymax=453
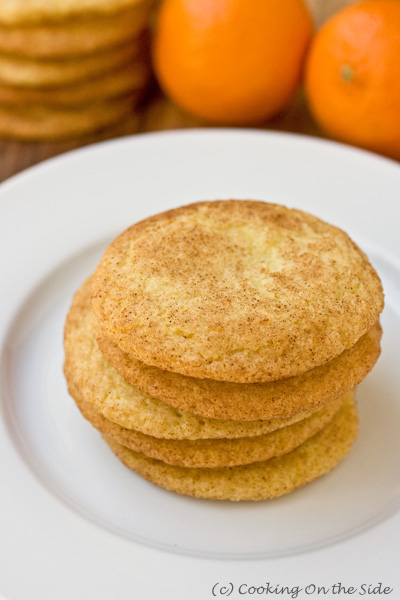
xmin=72 ymin=380 xmax=345 ymax=468
xmin=104 ymin=394 xmax=359 ymax=500
xmin=0 ymin=60 xmax=151 ymax=106
xmin=63 ymin=279 xmax=322 ymax=440
xmin=0 ymin=0 xmax=152 ymax=26
xmin=92 ymin=200 xmax=384 ymax=383
xmin=0 ymin=38 xmax=143 ymax=87
xmin=0 ymin=6 xmax=153 ymax=58
xmin=0 ymin=93 xmax=139 ymax=140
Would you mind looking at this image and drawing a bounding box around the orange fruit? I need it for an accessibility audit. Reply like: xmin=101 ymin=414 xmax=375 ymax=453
xmin=152 ymin=0 xmax=313 ymax=125
xmin=305 ymin=0 xmax=400 ymax=160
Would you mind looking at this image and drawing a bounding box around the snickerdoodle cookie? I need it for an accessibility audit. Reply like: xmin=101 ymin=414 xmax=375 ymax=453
xmin=0 ymin=60 xmax=150 ymax=106
xmin=104 ymin=393 xmax=359 ymax=501
xmin=0 ymin=38 xmax=141 ymax=87
xmin=0 ymin=94 xmax=138 ymax=140
xmin=71 ymin=379 xmax=345 ymax=468
xmin=0 ymin=0 xmax=151 ymax=26
xmin=96 ymin=320 xmax=381 ymax=420
xmin=0 ymin=5 xmax=152 ymax=57
xmin=92 ymin=200 xmax=384 ymax=383
xmin=64 ymin=278 xmax=324 ymax=440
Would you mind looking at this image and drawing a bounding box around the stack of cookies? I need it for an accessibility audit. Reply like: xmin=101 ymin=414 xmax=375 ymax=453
xmin=64 ymin=200 xmax=384 ymax=501
xmin=0 ymin=0 xmax=155 ymax=140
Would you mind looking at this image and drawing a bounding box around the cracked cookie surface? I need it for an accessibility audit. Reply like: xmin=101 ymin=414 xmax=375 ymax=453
xmin=92 ymin=200 xmax=384 ymax=382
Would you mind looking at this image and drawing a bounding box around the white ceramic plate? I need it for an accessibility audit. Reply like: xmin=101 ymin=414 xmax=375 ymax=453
xmin=1 ymin=130 xmax=400 ymax=600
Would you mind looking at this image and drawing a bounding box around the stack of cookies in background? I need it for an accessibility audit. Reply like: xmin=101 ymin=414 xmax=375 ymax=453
xmin=0 ymin=0 xmax=156 ymax=140
xmin=64 ymin=200 xmax=384 ymax=501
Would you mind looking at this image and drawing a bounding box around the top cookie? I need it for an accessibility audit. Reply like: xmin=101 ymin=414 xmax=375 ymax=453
xmin=92 ymin=200 xmax=384 ymax=383
xmin=0 ymin=0 xmax=148 ymax=26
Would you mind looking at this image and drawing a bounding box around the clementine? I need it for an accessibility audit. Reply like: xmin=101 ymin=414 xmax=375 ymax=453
xmin=305 ymin=0 xmax=400 ymax=160
xmin=152 ymin=0 xmax=313 ymax=125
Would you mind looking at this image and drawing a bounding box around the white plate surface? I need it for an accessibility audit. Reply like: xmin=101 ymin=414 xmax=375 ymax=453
xmin=0 ymin=130 xmax=400 ymax=600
